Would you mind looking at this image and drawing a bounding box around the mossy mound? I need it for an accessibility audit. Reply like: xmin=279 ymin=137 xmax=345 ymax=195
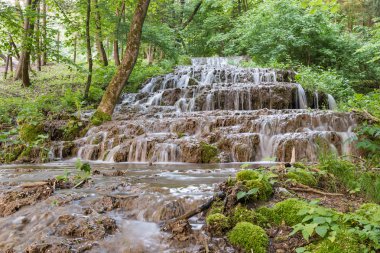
xmin=206 ymin=213 xmax=229 ymax=236
xmin=286 ymin=169 xmax=317 ymax=187
xmin=243 ymin=178 xmax=273 ymax=201
xmin=230 ymin=205 xmax=267 ymax=227
xmin=227 ymin=222 xmax=269 ymax=253
xmin=236 ymin=170 xmax=260 ymax=181
xmin=257 ymin=199 xmax=309 ymax=226
xmin=307 ymin=230 xmax=362 ymax=253
xmin=200 ymin=142 xmax=219 ymax=163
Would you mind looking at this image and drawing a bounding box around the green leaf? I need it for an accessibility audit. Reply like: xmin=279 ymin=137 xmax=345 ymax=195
xmin=296 ymin=247 xmax=306 ymax=253
xmin=315 ymin=225 xmax=329 ymax=237
xmin=247 ymin=188 xmax=259 ymax=195
xmin=237 ymin=191 xmax=247 ymax=200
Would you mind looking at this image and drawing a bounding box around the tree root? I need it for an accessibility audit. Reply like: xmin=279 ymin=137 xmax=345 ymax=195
xmin=289 ymin=183 xmax=344 ymax=197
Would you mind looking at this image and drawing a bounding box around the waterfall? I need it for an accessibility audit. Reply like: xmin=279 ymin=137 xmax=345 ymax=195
xmin=296 ymin=83 xmax=308 ymax=109
xmin=328 ymin=94 xmax=337 ymax=110
xmin=63 ymin=57 xmax=357 ymax=164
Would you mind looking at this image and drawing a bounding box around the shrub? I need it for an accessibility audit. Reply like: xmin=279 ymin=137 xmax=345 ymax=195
xmin=227 ymin=222 xmax=269 ymax=253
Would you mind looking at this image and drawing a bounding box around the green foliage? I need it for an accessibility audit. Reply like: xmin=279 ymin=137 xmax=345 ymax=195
xmin=126 ymin=60 xmax=175 ymax=93
xmin=227 ymin=222 xmax=269 ymax=253
xmin=243 ymin=178 xmax=273 ymax=201
xmin=206 ymin=213 xmax=229 ymax=236
xmin=305 ymin=230 xmax=362 ymax=253
xmin=319 ymin=154 xmax=380 ymax=203
xmin=75 ymin=158 xmax=91 ymax=173
xmin=18 ymin=124 xmax=44 ymax=144
xmin=295 ymin=67 xmax=354 ymax=102
xmin=56 ymin=170 xmax=71 ymax=182
xmin=200 ymin=142 xmax=219 ymax=163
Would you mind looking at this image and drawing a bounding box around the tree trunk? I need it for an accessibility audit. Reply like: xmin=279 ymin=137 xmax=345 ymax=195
xmin=84 ymin=0 xmax=93 ymax=99
xmin=56 ymin=32 xmax=60 ymax=63
xmin=9 ymin=35 xmax=20 ymax=60
xmin=145 ymin=44 xmax=154 ymax=64
xmin=36 ymin=1 xmax=41 ymax=71
xmin=96 ymin=0 xmax=151 ymax=116
xmin=16 ymin=0 xmax=40 ymax=87
xmin=113 ymin=0 xmax=125 ymax=66
xmin=73 ymin=34 xmax=77 ymax=64
xmin=42 ymin=0 xmax=47 ymax=65
xmin=4 ymin=55 xmax=10 ymax=80
xmin=182 ymin=0 xmax=203 ymax=29
xmin=93 ymin=0 xmax=108 ymax=66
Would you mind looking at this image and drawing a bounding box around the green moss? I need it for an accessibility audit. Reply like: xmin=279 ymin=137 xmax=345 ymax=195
xmin=307 ymin=230 xmax=362 ymax=253
xmin=230 ymin=205 xmax=268 ymax=227
xmin=206 ymin=213 xmax=229 ymax=236
xmin=19 ymin=124 xmax=44 ymax=143
xmin=236 ymin=170 xmax=260 ymax=181
xmin=273 ymin=198 xmax=309 ymax=225
xmin=207 ymin=200 xmax=225 ymax=216
xmin=286 ymin=169 xmax=317 ymax=187
xmin=293 ymin=162 xmax=307 ymax=169
xmin=177 ymin=132 xmax=186 ymax=138
xmin=227 ymin=222 xmax=269 ymax=253
xmin=244 ymin=178 xmax=273 ymax=201
xmin=256 ymin=206 xmax=279 ymax=225
xmin=91 ymin=110 xmax=112 ymax=126
xmin=200 ymin=141 xmax=219 ymax=163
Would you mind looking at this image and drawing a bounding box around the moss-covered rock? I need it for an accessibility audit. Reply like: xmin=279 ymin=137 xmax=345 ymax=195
xmin=272 ymin=198 xmax=309 ymax=225
xmin=91 ymin=110 xmax=112 ymax=126
xmin=307 ymin=230 xmax=362 ymax=253
xmin=230 ymin=205 xmax=267 ymax=227
xmin=236 ymin=170 xmax=260 ymax=181
xmin=200 ymin=142 xmax=219 ymax=163
xmin=244 ymin=178 xmax=273 ymax=201
xmin=286 ymin=169 xmax=317 ymax=187
xmin=227 ymin=222 xmax=269 ymax=253
xmin=206 ymin=213 xmax=229 ymax=236
xmin=63 ymin=119 xmax=85 ymax=141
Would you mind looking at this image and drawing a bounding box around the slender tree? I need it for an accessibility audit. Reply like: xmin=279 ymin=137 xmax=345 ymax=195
xmin=93 ymin=0 xmax=108 ymax=66
xmin=95 ymin=0 xmax=151 ymax=117
xmin=113 ymin=0 xmax=125 ymax=66
xmin=42 ymin=0 xmax=47 ymax=65
xmin=84 ymin=0 xmax=93 ymax=99
xmin=15 ymin=0 xmax=40 ymax=87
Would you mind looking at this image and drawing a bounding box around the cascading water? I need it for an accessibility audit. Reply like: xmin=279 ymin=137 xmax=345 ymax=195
xmin=51 ymin=57 xmax=357 ymax=163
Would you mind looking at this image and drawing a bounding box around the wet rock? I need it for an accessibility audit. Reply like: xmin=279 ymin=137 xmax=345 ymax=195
xmin=0 ymin=183 xmax=54 ymax=217
xmin=25 ymin=243 xmax=71 ymax=253
xmin=54 ymin=214 xmax=117 ymax=240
